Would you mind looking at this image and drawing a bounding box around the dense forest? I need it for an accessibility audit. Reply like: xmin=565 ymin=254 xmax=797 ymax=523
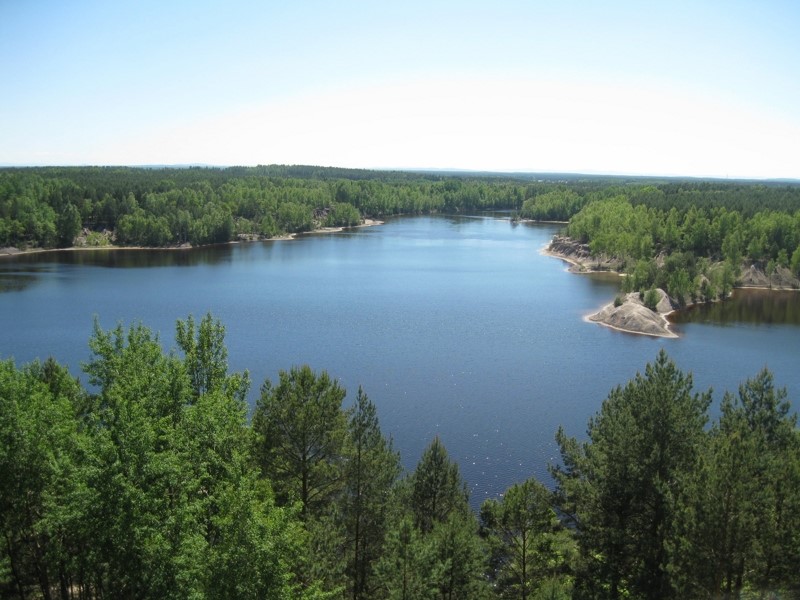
xmin=2 ymin=315 xmax=799 ymax=599
xmin=2 ymin=166 xmax=799 ymax=305
xmin=0 ymin=166 xmax=531 ymax=248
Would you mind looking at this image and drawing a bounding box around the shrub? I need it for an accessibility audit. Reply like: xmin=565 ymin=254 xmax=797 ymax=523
xmin=643 ymin=288 xmax=660 ymax=311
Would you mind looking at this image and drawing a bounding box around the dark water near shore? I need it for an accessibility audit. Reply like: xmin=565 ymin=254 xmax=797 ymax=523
xmin=669 ymin=288 xmax=800 ymax=326
xmin=2 ymin=215 xmax=799 ymax=506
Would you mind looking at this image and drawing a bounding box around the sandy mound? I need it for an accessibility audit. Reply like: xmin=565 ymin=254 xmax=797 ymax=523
xmin=589 ymin=290 xmax=677 ymax=338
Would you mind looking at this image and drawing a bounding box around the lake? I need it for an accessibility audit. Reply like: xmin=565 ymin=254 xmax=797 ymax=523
xmin=1 ymin=215 xmax=799 ymax=507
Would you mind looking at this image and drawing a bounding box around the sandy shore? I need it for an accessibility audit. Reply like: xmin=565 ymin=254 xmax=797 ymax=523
xmin=539 ymin=246 xmax=592 ymax=272
xmin=584 ymin=314 xmax=677 ymax=338
xmin=300 ymin=219 xmax=384 ymax=235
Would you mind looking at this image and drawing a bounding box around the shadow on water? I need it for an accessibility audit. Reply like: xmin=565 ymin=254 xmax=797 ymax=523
xmin=1 ymin=242 xmax=248 ymax=267
xmin=0 ymin=273 xmax=37 ymax=292
xmin=0 ymin=244 xmax=248 ymax=292
xmin=669 ymin=288 xmax=800 ymax=326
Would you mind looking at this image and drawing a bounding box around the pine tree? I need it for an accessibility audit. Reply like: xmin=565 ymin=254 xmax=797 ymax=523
xmin=481 ymin=478 xmax=566 ymax=599
xmin=691 ymin=369 xmax=800 ymax=597
xmin=341 ymin=387 xmax=401 ymax=599
xmin=410 ymin=436 xmax=469 ymax=534
xmin=553 ymin=350 xmax=710 ymax=600
xmin=252 ymin=365 xmax=348 ymax=518
xmin=407 ymin=437 xmax=490 ymax=599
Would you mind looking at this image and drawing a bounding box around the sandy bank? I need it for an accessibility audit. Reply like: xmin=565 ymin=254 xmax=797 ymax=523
xmin=300 ymin=219 xmax=384 ymax=235
xmin=542 ymin=235 xmax=624 ymax=273
xmin=586 ymin=290 xmax=677 ymax=338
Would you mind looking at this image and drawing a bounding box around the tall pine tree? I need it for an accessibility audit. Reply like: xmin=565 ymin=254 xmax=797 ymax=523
xmin=553 ymin=350 xmax=710 ymax=600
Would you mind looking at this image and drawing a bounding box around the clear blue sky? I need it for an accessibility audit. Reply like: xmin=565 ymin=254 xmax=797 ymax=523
xmin=2 ymin=0 xmax=799 ymax=178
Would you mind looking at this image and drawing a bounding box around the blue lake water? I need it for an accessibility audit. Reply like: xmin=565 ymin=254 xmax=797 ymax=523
xmin=1 ymin=215 xmax=798 ymax=506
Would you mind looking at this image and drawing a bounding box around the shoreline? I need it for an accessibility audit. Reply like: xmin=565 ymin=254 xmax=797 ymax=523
xmin=543 ymin=238 xmax=799 ymax=338
xmin=298 ymin=218 xmax=384 ymax=236
xmin=0 ymin=219 xmax=384 ymax=258
xmin=582 ymin=314 xmax=677 ymax=339
xmin=542 ymin=242 xmax=677 ymax=338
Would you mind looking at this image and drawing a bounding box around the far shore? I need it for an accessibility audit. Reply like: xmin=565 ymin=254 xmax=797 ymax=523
xmin=0 ymin=219 xmax=384 ymax=258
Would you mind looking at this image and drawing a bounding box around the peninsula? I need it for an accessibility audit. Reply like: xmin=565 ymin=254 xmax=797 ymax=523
xmin=545 ymin=235 xmax=799 ymax=338
xmin=543 ymin=236 xmax=676 ymax=337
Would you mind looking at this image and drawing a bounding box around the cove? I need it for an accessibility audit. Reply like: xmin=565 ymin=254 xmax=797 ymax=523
xmin=1 ymin=215 xmax=799 ymax=506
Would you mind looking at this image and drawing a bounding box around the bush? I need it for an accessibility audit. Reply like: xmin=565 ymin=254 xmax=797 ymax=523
xmin=86 ymin=231 xmax=110 ymax=247
xmin=643 ymin=288 xmax=660 ymax=311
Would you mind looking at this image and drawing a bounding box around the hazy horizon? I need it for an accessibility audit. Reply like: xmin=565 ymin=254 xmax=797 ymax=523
xmin=2 ymin=1 xmax=799 ymax=179
xmin=2 ymin=163 xmax=799 ymax=184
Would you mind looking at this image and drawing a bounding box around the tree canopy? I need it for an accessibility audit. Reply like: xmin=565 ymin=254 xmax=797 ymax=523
xmin=1 ymin=316 xmax=798 ymax=599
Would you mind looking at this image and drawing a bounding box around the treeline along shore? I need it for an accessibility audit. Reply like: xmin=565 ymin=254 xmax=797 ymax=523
xmin=2 ymin=314 xmax=800 ymax=599
xmin=3 ymin=166 xmax=800 ymax=338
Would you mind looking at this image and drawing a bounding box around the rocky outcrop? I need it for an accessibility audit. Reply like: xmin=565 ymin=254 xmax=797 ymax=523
xmin=738 ymin=263 xmax=799 ymax=290
xmin=588 ymin=290 xmax=677 ymax=338
xmin=545 ymin=236 xmax=624 ymax=272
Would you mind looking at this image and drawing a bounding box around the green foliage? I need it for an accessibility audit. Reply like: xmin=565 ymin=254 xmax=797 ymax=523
xmin=410 ymin=436 xmax=470 ymax=534
xmin=520 ymin=189 xmax=587 ymax=221
xmin=0 ymin=317 xmax=303 ymax=599
xmin=3 ymin=167 xmax=799 ymax=258
xmin=176 ymin=312 xmax=249 ymax=401
xmin=642 ymin=288 xmax=660 ymax=311
xmin=374 ymin=516 xmax=442 ymax=600
xmin=0 ymin=359 xmax=84 ymax=600
xmin=689 ymin=370 xmax=800 ymax=598
xmin=342 ymin=387 xmax=402 ymax=599
xmin=325 ymin=202 xmax=361 ymax=227
xmin=566 ymin=192 xmax=800 ymax=299
xmin=85 ymin=230 xmax=110 ymax=246
xmin=567 ymin=197 xmax=657 ymax=260
xmin=252 ymin=365 xmax=348 ymax=517
xmin=430 ymin=512 xmax=492 ymax=599
xmin=3 ymin=313 xmax=800 ymax=599
xmin=553 ymin=350 xmax=711 ymax=599
xmin=481 ymin=478 xmax=569 ymax=599
xmin=278 ymin=201 xmax=314 ymax=233
xmin=56 ymin=202 xmax=82 ymax=247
